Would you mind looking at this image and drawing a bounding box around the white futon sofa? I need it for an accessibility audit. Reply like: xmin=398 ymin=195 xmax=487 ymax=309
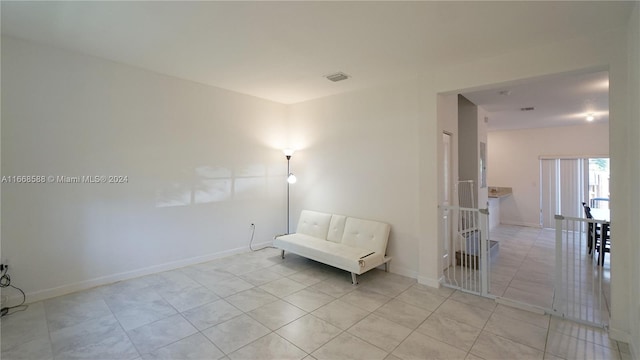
xmin=273 ymin=210 xmax=391 ymax=284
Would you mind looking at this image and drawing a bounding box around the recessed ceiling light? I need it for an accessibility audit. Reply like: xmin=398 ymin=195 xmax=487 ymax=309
xmin=586 ymin=114 xmax=595 ymax=121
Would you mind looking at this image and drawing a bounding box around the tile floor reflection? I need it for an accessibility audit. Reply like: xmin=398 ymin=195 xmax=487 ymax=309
xmin=493 ymin=225 xmax=611 ymax=326
xmin=1 ymin=245 xmax=629 ymax=360
xmin=444 ymin=224 xmax=612 ymax=325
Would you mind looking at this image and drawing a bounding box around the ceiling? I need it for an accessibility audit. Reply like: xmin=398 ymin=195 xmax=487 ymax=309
xmin=462 ymin=70 xmax=610 ymax=131
xmin=0 ymin=1 xmax=631 ymax=129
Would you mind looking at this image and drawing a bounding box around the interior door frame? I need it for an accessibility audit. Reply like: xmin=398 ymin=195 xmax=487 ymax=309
xmin=442 ymin=131 xmax=453 ymax=269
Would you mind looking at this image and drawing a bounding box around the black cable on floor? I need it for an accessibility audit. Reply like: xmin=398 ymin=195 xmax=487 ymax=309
xmin=0 ymin=266 xmax=28 ymax=317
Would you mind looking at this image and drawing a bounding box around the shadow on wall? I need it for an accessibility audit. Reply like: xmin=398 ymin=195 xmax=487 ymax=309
xmin=155 ymin=164 xmax=271 ymax=207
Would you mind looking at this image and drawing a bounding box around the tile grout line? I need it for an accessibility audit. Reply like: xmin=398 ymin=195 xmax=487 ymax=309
xmin=9 ymin=245 xmax=622 ymax=360
xmin=380 ymin=285 xmax=461 ymax=358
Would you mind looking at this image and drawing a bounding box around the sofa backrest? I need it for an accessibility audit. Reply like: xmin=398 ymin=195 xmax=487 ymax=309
xmin=341 ymin=217 xmax=391 ymax=254
xmin=296 ymin=210 xmax=332 ymax=239
xmin=327 ymin=215 xmax=347 ymax=243
xmin=296 ymin=210 xmax=390 ymax=254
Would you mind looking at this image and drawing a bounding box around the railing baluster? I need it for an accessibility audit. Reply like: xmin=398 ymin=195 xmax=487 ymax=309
xmin=439 ymin=205 xmax=493 ymax=298
xmin=553 ymin=213 xmax=609 ymax=328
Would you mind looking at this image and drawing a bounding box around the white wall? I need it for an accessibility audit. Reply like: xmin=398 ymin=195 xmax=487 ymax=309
xmin=1 ymin=36 xmax=288 ymax=302
xmin=487 ymin=123 xmax=609 ymax=227
xmin=626 ymin=3 xmax=640 ymax=358
xmin=287 ymin=81 xmax=422 ymax=278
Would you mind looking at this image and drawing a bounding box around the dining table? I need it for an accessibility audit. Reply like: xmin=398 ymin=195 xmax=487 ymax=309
xmin=590 ymin=208 xmax=610 ymax=222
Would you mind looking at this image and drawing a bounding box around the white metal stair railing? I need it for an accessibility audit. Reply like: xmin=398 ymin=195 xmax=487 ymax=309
xmin=440 ymin=205 xmax=493 ymax=298
xmin=552 ymin=214 xmax=610 ymax=328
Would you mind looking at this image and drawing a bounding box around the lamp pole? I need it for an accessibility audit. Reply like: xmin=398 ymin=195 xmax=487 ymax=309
xmin=283 ymin=149 xmax=295 ymax=234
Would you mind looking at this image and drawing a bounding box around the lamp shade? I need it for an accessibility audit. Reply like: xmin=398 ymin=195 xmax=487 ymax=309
xmin=283 ymin=148 xmax=295 ymax=157
xmin=287 ymin=173 xmax=297 ymax=184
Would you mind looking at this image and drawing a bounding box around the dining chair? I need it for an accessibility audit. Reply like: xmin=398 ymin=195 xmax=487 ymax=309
xmin=595 ymin=222 xmax=611 ymax=265
xmin=583 ymin=202 xmax=610 ymax=265
xmin=583 ymin=202 xmax=595 ymax=255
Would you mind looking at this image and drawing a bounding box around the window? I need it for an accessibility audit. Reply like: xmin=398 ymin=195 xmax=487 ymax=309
xmin=540 ymin=157 xmax=609 ymax=228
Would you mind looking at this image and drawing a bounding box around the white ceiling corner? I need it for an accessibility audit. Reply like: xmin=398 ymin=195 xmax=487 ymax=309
xmin=0 ymin=1 xmax=630 ymax=129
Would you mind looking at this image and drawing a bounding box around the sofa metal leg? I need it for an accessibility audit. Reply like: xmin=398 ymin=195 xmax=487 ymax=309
xmin=281 ymin=250 xmax=285 ymax=259
xmin=384 ymin=262 xmax=389 ymax=273
xmin=351 ymin=272 xmax=358 ymax=285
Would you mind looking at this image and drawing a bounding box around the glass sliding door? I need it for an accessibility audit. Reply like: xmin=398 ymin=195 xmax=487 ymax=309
xmin=540 ymin=158 xmax=589 ymax=228
xmin=588 ymin=158 xmax=610 ymax=209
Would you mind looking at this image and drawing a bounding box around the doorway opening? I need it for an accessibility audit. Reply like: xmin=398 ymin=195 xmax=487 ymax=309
xmin=437 ymin=69 xmax=611 ymax=327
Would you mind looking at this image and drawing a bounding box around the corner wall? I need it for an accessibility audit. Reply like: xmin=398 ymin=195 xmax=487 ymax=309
xmin=287 ymin=81 xmax=423 ymax=278
xmin=1 ymin=36 xmax=288 ymax=302
xmin=458 ymin=95 xmax=479 ymax=194
xmin=625 ymin=3 xmax=640 ymax=357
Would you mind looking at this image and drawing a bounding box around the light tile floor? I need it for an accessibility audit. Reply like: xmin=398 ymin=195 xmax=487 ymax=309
xmin=490 ymin=225 xmax=611 ymax=324
xmin=444 ymin=224 xmax=612 ymax=324
xmin=1 ymin=245 xmax=630 ymax=360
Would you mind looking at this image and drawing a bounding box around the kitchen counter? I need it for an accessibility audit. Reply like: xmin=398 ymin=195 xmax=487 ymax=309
xmin=488 ymin=187 xmax=511 ymax=230
xmin=489 ymin=186 xmax=512 ymax=198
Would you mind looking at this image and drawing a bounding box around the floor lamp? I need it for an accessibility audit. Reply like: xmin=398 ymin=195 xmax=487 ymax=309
xmin=284 ymin=149 xmax=297 ymax=234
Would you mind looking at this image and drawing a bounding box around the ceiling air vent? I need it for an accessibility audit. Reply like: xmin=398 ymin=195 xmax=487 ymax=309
xmin=325 ymin=72 xmax=350 ymax=82
xmin=520 ymin=107 xmax=535 ymax=111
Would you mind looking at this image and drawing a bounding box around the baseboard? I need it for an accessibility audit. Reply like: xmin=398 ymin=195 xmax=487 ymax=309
xmin=384 ymin=264 xmax=417 ymax=279
xmin=417 ymin=275 xmax=443 ymax=288
xmin=12 ymin=241 xmax=273 ymax=305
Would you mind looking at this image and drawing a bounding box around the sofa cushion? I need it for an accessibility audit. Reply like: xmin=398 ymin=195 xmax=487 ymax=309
xmin=341 ymin=217 xmax=390 ymax=254
xmin=327 ymin=215 xmax=347 ymax=243
xmin=273 ymin=233 xmax=375 ymax=273
xmin=273 ymin=210 xmax=392 ymax=279
xmin=296 ymin=210 xmax=332 ymax=239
